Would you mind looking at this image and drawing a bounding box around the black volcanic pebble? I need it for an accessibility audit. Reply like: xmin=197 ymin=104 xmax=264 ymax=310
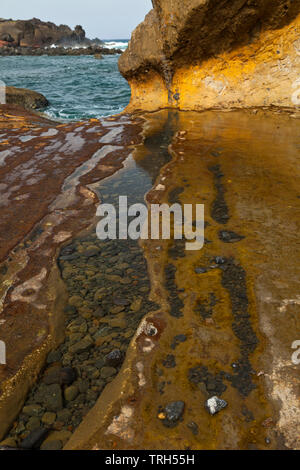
xmin=215 ymin=256 xmax=226 ymax=265
xmin=219 ymin=231 xmax=245 ymax=243
xmin=195 ymin=267 xmax=208 ymax=274
xmin=164 ymin=401 xmax=185 ymax=425
xmin=187 ymin=421 xmax=199 ymax=435
xmin=105 ymin=349 xmax=124 ymax=367
xmin=60 ymin=367 xmax=77 ymax=385
xmin=19 ymin=427 xmax=50 ymax=450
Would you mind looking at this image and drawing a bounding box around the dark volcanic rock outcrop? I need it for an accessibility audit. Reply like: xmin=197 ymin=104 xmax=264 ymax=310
xmin=0 ymin=45 xmax=122 ymax=57
xmin=119 ymin=0 xmax=300 ymax=112
xmin=0 ymin=18 xmax=88 ymax=47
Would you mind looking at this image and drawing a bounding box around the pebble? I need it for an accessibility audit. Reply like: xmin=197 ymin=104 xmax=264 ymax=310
xmin=195 ymin=267 xmax=208 ymax=274
xmin=163 ymin=401 xmax=185 ymax=425
xmin=205 ymin=396 xmax=228 ymax=415
xmin=0 ymin=437 xmax=18 ymax=448
xmin=68 ymin=295 xmax=83 ymax=308
xmin=34 ymin=384 xmax=63 ymax=412
xmin=110 ymin=306 xmax=125 ymax=314
xmin=41 ymin=430 xmax=72 ymax=449
xmin=56 ymin=409 xmax=71 ymax=423
xmin=41 ymin=412 xmax=56 ymax=425
xmin=219 ymin=230 xmax=245 ymax=243
xmin=187 ymin=421 xmax=199 ymax=435
xmin=215 ymin=256 xmax=226 ymax=265
xmin=100 ymin=366 xmax=117 ymax=379
xmin=20 ymin=427 xmax=50 ymax=450
xmin=105 ymin=349 xmax=124 ymax=367
xmin=23 ymin=404 xmax=42 ymax=417
xmin=64 ymin=385 xmax=79 ymax=402
xmin=60 ymin=367 xmax=77 ymax=385
xmin=113 ymin=297 xmax=130 ymax=306
xmin=130 ymin=298 xmax=142 ymax=312
xmin=69 ymin=335 xmax=93 ymax=354
xmin=43 ymin=365 xmax=62 ymax=385
xmin=108 ymin=318 xmax=127 ymax=329
xmin=46 ymin=351 xmax=62 ymax=364
xmin=26 ymin=417 xmax=41 ymax=431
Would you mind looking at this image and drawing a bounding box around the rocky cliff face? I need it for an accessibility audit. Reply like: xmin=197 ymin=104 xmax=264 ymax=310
xmin=0 ymin=18 xmax=87 ymax=47
xmin=119 ymin=0 xmax=300 ymax=112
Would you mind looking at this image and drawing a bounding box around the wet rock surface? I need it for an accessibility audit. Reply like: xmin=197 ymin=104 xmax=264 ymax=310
xmin=66 ymin=109 xmax=299 ymax=451
xmin=1 ymin=109 xmax=299 ymax=450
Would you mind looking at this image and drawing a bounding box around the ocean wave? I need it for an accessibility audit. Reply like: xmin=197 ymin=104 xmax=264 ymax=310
xmin=1 ymin=54 xmax=131 ymax=121
xmin=103 ymin=41 xmax=128 ymax=50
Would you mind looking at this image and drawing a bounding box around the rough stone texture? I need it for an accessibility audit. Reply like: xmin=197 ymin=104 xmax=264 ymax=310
xmin=119 ymin=0 xmax=300 ymax=112
xmin=6 ymin=86 xmax=49 ymax=111
xmin=0 ymin=18 xmax=87 ymax=47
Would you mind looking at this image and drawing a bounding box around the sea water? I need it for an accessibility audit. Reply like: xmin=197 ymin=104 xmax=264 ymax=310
xmin=0 ymin=40 xmax=130 ymax=121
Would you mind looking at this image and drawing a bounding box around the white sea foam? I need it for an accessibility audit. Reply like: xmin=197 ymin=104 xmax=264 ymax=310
xmin=103 ymin=41 xmax=128 ymax=51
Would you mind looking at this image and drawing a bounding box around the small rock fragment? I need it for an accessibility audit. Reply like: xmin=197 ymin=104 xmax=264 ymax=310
xmin=100 ymin=366 xmax=117 ymax=379
xmin=60 ymin=367 xmax=77 ymax=385
xmin=215 ymin=256 xmax=226 ymax=265
xmin=41 ymin=412 xmax=56 ymax=425
xmin=195 ymin=267 xmax=208 ymax=274
xmin=205 ymin=396 xmax=227 ymax=415
xmin=64 ymin=385 xmax=79 ymax=402
xmin=20 ymin=427 xmax=50 ymax=450
xmin=162 ymin=401 xmax=185 ymax=426
xmin=219 ymin=230 xmax=245 ymax=243
xmin=105 ymin=349 xmax=124 ymax=367
xmin=187 ymin=421 xmax=199 ymax=435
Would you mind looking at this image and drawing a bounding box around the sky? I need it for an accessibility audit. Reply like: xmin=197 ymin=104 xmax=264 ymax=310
xmin=1 ymin=0 xmax=153 ymax=39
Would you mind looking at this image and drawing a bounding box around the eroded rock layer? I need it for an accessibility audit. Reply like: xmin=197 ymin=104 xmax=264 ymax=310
xmin=119 ymin=0 xmax=300 ymax=112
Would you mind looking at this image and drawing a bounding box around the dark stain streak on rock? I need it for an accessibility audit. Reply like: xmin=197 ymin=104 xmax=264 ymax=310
xmin=188 ymin=365 xmax=227 ymax=396
xmin=208 ymin=164 xmax=229 ymax=224
xmin=165 ymin=263 xmax=184 ymax=318
xmin=221 ymin=258 xmax=258 ymax=396
xmin=195 ymin=292 xmax=218 ymax=319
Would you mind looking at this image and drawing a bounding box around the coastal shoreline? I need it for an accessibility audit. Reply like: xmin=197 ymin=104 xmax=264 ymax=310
xmin=0 ymin=0 xmax=300 ymax=451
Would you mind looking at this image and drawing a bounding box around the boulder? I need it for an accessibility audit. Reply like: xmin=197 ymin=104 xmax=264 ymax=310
xmin=5 ymin=86 xmax=49 ymax=110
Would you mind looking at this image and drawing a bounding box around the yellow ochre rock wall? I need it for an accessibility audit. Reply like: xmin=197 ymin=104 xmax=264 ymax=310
xmin=119 ymin=1 xmax=300 ymax=112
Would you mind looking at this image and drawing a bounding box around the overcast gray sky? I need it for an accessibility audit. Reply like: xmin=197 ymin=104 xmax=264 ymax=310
xmin=1 ymin=0 xmax=153 ymax=39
